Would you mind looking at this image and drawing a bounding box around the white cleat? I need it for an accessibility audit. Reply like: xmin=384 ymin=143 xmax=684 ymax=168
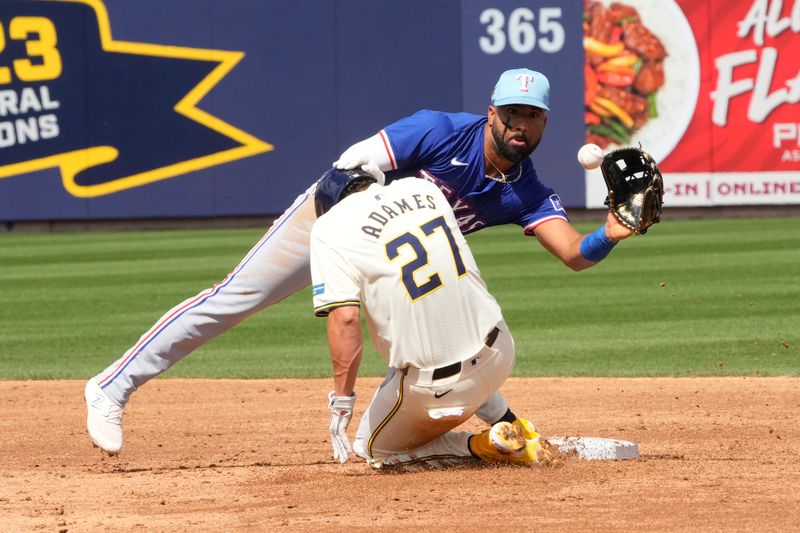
xmin=84 ymin=378 xmax=124 ymax=455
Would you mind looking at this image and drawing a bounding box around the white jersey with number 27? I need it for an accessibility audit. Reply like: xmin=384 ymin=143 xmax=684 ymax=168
xmin=310 ymin=178 xmax=503 ymax=370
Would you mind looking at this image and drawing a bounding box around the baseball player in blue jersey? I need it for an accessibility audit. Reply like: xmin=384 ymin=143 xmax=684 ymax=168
xmin=85 ymin=68 xmax=634 ymax=455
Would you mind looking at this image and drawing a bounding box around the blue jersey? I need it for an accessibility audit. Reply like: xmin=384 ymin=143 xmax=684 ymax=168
xmin=379 ymin=110 xmax=568 ymax=235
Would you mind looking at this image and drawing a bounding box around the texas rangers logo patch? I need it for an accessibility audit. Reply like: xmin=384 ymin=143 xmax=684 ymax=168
xmin=548 ymin=194 xmax=566 ymax=212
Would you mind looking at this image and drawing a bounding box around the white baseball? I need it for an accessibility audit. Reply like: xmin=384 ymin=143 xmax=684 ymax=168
xmin=577 ymin=143 xmax=604 ymax=170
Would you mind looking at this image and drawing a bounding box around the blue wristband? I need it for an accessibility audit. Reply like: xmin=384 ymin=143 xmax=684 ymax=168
xmin=579 ymin=225 xmax=617 ymax=262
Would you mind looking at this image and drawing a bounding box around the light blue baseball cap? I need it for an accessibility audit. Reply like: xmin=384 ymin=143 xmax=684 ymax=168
xmin=490 ymin=68 xmax=550 ymax=111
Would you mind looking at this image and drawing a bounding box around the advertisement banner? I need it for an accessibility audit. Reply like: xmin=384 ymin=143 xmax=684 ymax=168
xmin=585 ymin=0 xmax=800 ymax=207
xmin=0 ymin=0 xmax=797 ymax=222
xmin=0 ymin=0 xmax=471 ymax=220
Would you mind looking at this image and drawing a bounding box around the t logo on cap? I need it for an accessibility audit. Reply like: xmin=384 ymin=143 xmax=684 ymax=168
xmin=490 ymin=68 xmax=550 ymax=111
xmin=516 ymin=73 xmax=533 ymax=93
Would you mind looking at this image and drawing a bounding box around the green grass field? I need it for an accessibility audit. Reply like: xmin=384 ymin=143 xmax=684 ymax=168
xmin=1 ymin=217 xmax=798 ymax=379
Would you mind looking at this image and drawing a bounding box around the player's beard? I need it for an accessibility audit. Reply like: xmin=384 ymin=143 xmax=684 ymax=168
xmin=491 ymin=119 xmax=539 ymax=164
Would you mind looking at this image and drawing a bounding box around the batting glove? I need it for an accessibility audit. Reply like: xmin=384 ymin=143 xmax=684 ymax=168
xmin=327 ymin=391 xmax=356 ymax=463
xmin=332 ymin=152 xmax=386 ymax=184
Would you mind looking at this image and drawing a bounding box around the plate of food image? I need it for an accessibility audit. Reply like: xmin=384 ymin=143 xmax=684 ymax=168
xmin=583 ymin=0 xmax=700 ymax=164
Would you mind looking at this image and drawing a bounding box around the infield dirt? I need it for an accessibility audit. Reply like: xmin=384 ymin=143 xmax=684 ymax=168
xmin=1 ymin=377 xmax=798 ymax=531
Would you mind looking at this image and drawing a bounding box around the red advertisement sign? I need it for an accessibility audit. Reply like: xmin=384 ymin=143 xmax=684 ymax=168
xmin=585 ymin=0 xmax=800 ymax=206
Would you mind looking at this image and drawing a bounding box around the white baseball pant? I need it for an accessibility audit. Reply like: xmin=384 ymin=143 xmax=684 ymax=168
xmin=95 ymin=184 xmax=318 ymax=405
xmin=352 ymin=321 xmax=515 ymax=469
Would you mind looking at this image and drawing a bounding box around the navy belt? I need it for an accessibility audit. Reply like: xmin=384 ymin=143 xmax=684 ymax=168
xmin=431 ymin=327 xmax=500 ymax=380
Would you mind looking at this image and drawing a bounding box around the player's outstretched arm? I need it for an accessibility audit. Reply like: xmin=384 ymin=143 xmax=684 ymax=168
xmin=326 ymin=306 xmax=364 ymax=397
xmin=325 ymin=305 xmax=363 ymax=464
xmin=533 ymin=215 xmax=632 ymax=271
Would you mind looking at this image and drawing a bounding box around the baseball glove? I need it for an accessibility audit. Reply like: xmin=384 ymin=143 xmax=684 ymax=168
xmin=600 ymin=146 xmax=664 ymax=234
